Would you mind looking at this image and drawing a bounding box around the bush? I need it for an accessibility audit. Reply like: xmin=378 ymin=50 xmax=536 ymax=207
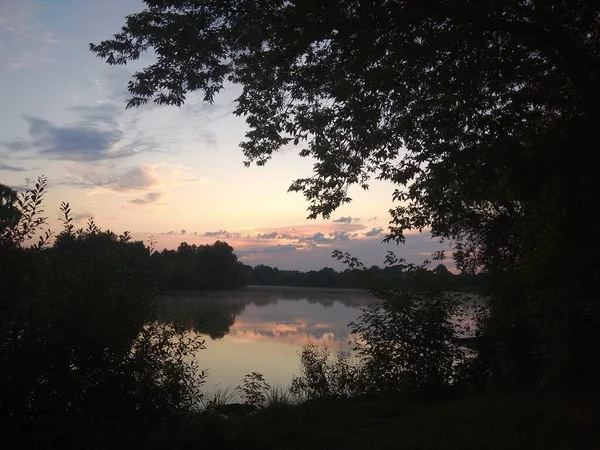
xmin=0 ymin=178 xmax=206 ymax=446
xmin=240 ymin=372 xmax=271 ymax=408
xmin=291 ymin=341 xmax=363 ymax=400
xmin=290 ymin=251 xmax=474 ymax=398
xmin=351 ymin=289 xmax=468 ymax=394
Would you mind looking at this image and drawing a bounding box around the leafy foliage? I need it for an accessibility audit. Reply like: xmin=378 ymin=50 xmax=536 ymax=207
xmin=350 ymin=291 xmax=467 ymax=394
xmin=344 ymin=255 xmax=469 ymax=394
xmin=152 ymin=241 xmax=247 ymax=290
xmin=290 ymin=252 xmax=473 ymax=398
xmin=290 ymin=341 xmax=362 ymax=400
xmin=0 ymin=181 xmax=206 ymax=447
xmin=92 ymin=0 xmax=600 ymax=386
xmin=0 ymin=183 xmax=20 ymax=246
xmin=240 ymin=372 xmax=271 ymax=408
xmin=0 ymin=176 xmax=51 ymax=248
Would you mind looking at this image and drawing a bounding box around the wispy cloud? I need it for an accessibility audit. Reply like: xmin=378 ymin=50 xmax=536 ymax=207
xmin=257 ymin=231 xmax=279 ymax=239
xmin=8 ymin=185 xmax=28 ymax=193
xmin=8 ymin=54 xmax=35 ymax=69
xmin=72 ymin=212 xmax=94 ymax=223
xmin=332 ymin=216 xmax=360 ymax=223
xmin=218 ymin=228 xmax=361 ymax=245
xmin=130 ymin=191 xmax=164 ymax=205
xmin=4 ymin=103 xmax=143 ymax=161
xmin=0 ymin=0 xmax=56 ymax=41
xmin=0 ymin=0 xmax=58 ymax=69
xmin=157 ymin=229 xmax=244 ymax=238
xmin=62 ymin=165 xmax=156 ymax=191
xmin=365 ymin=227 xmax=384 ymax=237
xmin=297 ymin=231 xmax=354 ymax=245
xmin=60 ymin=162 xmax=207 ymax=195
xmin=154 ymin=225 xmax=364 ymax=247
xmin=235 ymin=244 xmax=299 ymax=257
xmin=0 ymin=163 xmax=27 ymax=172
xmin=93 ymin=68 xmax=220 ymax=148
xmin=202 ymin=230 xmax=242 ymax=239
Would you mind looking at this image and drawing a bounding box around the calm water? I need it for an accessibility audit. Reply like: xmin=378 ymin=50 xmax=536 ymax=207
xmin=158 ymin=286 xmax=375 ymax=391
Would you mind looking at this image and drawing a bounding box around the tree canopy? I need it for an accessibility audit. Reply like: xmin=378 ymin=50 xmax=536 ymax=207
xmin=152 ymin=240 xmax=246 ymax=290
xmin=92 ymin=0 xmax=600 ymax=383
xmin=91 ymin=0 xmax=599 ymax=260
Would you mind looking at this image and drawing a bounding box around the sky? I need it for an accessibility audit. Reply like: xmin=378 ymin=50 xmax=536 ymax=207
xmin=0 ymin=0 xmax=449 ymax=270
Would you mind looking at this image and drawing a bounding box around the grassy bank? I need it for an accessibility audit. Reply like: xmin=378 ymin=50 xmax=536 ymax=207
xmin=213 ymin=389 xmax=599 ymax=450
xmin=25 ymin=388 xmax=598 ymax=450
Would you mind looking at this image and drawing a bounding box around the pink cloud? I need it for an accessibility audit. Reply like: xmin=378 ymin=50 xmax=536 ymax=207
xmin=132 ymin=222 xmax=452 ymax=271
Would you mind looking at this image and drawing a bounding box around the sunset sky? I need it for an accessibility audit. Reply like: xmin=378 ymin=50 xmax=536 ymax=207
xmin=0 ymin=0 xmax=447 ymax=270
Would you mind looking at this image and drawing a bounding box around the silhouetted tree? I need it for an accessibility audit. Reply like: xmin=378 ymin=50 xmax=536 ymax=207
xmin=243 ymin=262 xmax=482 ymax=291
xmin=0 ymin=180 xmax=205 ymax=448
xmin=0 ymin=183 xmax=20 ymax=247
xmin=153 ymin=240 xmax=246 ymax=290
xmin=92 ymin=0 xmax=600 ymax=385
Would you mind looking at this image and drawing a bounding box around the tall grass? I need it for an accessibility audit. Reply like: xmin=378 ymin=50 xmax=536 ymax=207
xmin=200 ymin=379 xmax=294 ymax=414
xmin=265 ymin=385 xmax=293 ymax=406
xmin=201 ymin=385 xmax=240 ymax=411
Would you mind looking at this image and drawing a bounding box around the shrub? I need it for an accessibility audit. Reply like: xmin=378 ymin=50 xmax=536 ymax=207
xmin=289 ymin=250 xmax=474 ymax=397
xmin=240 ymin=372 xmax=271 ymax=407
xmin=0 ymin=178 xmax=206 ymax=446
xmin=350 ymin=289 xmax=468 ymax=395
xmin=290 ymin=341 xmax=363 ymax=400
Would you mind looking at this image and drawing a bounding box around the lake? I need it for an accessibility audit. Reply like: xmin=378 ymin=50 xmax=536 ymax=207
xmin=158 ymin=286 xmax=375 ymax=392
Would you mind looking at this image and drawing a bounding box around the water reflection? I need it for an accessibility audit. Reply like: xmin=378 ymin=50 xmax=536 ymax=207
xmin=158 ymin=287 xmax=374 ymax=388
xmin=158 ymin=286 xmax=374 ymax=341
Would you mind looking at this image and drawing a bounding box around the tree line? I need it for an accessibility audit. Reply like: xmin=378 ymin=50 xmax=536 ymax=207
xmin=243 ymin=263 xmax=485 ymax=292
xmin=148 ymin=242 xmax=486 ymax=292
xmin=151 ymin=241 xmax=246 ymax=291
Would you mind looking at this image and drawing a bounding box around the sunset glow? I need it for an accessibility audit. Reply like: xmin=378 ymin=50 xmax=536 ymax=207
xmin=0 ymin=0 xmax=447 ymax=269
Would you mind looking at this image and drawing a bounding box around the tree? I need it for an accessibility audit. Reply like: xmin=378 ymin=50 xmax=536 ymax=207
xmin=92 ymin=1 xmax=600 ymax=383
xmin=90 ymin=1 xmax=598 ymax=235
xmin=0 ymin=182 xmax=206 ymax=447
xmin=0 ymin=184 xmax=20 ymax=246
xmin=154 ymin=240 xmax=246 ymax=290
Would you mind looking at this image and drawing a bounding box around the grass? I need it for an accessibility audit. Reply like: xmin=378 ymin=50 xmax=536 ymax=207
xmin=8 ymin=388 xmax=599 ymax=449
xmin=214 ymin=387 xmax=600 ymax=450
xmin=200 ymin=385 xmax=240 ymax=410
xmin=265 ymin=385 xmax=293 ymax=406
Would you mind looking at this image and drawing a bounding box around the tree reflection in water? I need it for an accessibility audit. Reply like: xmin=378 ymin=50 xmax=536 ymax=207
xmin=158 ymin=286 xmax=374 ymax=341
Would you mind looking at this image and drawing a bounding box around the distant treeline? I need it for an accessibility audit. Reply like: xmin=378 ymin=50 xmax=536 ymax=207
xmin=151 ymin=241 xmax=246 ymax=291
xmin=243 ymin=263 xmax=486 ymax=292
xmin=153 ymin=241 xmax=486 ymax=292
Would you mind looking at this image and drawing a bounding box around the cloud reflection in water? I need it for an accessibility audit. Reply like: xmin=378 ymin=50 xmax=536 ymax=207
xmin=158 ymin=286 xmax=375 ymax=389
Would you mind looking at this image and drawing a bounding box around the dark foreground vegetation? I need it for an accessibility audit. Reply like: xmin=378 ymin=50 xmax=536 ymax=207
xmin=0 ymin=179 xmax=206 ymax=449
xmin=1 ymin=179 xmax=597 ymax=449
xmin=2 ymin=0 xmax=600 ymax=448
xmin=14 ymin=389 xmax=600 ymax=449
